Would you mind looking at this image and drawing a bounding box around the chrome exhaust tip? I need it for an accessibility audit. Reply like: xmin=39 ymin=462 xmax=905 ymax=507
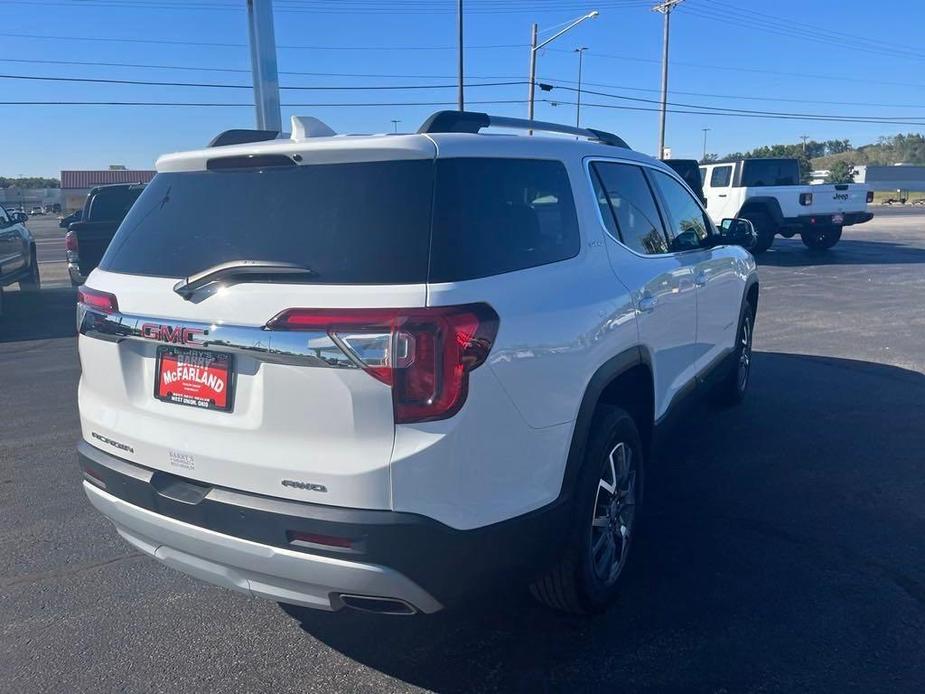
xmin=337 ymin=594 xmax=418 ymax=616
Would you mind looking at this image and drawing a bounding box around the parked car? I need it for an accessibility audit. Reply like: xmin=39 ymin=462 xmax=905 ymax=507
xmin=29 ymin=206 xmax=44 ymax=216
xmin=65 ymin=183 xmax=145 ymax=285
xmin=700 ymin=158 xmax=873 ymax=253
xmin=0 ymin=204 xmax=40 ymax=316
xmin=664 ymin=158 xmax=706 ymax=205
xmin=59 ymin=208 xmax=82 ymax=228
xmin=76 ymin=111 xmax=759 ymax=616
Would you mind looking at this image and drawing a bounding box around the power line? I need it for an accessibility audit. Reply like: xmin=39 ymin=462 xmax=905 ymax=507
xmin=0 ymin=72 xmax=525 ymax=91
xmin=2 ymin=0 xmax=652 ymax=14
xmin=6 ymin=56 xmax=925 ymax=109
xmin=550 ymin=84 xmax=925 ymax=123
xmin=0 ymin=99 xmax=529 ymax=107
xmin=1 ymin=31 xmax=526 ymax=51
xmin=546 ymin=46 xmax=925 ymax=90
xmin=541 ymin=99 xmax=925 ymax=126
xmin=697 ymin=0 xmax=925 ymax=63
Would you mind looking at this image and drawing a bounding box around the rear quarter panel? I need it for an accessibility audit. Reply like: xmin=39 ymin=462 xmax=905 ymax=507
xmin=393 ymin=142 xmax=638 ymax=528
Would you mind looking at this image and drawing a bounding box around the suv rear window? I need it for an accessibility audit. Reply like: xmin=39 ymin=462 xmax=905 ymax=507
xmin=740 ymin=159 xmax=801 ymax=187
xmin=101 ymin=160 xmax=435 ymax=284
xmin=101 ymin=157 xmax=580 ymax=284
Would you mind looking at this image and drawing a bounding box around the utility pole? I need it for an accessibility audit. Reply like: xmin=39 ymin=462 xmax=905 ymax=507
xmin=801 ymin=134 xmax=809 ymax=152
xmin=653 ymin=0 xmax=684 ymax=159
xmin=527 ymin=11 xmax=598 ymax=122
xmin=457 ymin=0 xmax=464 ymax=110
xmin=391 ymin=119 xmax=401 ymax=133
xmin=527 ymin=23 xmax=539 ymax=121
xmin=246 ymin=0 xmax=282 ymax=132
xmin=701 ymin=127 xmax=710 ymax=160
xmin=575 ymin=47 xmax=588 ymax=128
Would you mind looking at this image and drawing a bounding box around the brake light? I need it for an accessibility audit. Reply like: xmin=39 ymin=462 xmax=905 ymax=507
xmin=64 ymin=230 xmax=78 ymax=252
xmin=866 ymin=190 xmax=874 ymax=203
xmin=77 ymin=286 xmax=119 ymax=314
xmin=267 ymin=304 xmax=499 ymax=423
xmin=799 ymin=192 xmax=813 ymax=206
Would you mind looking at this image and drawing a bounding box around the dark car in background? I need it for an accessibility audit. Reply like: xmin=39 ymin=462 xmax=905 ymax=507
xmin=664 ymin=158 xmax=707 ymax=205
xmin=65 ymin=183 xmax=145 ymax=285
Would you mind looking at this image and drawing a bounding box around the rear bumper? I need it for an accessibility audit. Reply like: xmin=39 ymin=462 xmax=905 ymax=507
xmin=784 ymin=211 xmax=873 ymax=228
xmin=78 ymin=441 xmax=568 ymax=612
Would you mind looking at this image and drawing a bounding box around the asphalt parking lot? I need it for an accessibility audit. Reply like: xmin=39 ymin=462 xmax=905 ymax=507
xmin=2 ymin=209 xmax=924 ymax=693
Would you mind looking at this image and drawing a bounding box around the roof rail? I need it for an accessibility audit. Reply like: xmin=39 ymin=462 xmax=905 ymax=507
xmin=209 ymin=129 xmax=279 ymax=148
xmin=417 ymin=111 xmax=630 ymax=149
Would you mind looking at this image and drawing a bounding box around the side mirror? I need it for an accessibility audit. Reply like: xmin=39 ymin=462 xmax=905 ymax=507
xmin=719 ymin=218 xmax=756 ymax=250
xmin=11 ymin=211 xmax=28 ymax=224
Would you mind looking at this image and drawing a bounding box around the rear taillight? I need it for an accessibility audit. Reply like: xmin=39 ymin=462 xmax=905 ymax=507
xmin=866 ymin=190 xmax=874 ymax=203
xmin=64 ymin=230 xmax=78 ymax=252
xmin=799 ymin=192 xmax=813 ymax=206
xmin=267 ymin=304 xmax=499 ymax=423
xmin=77 ymin=286 xmax=119 ymax=314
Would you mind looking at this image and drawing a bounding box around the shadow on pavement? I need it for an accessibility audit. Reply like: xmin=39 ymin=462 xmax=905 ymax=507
xmin=0 ymin=286 xmax=76 ymax=343
xmin=758 ymin=237 xmax=925 ymax=267
xmin=282 ymin=352 xmax=925 ymax=692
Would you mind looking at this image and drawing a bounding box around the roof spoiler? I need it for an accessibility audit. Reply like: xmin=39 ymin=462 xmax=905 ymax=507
xmin=209 ymin=129 xmax=279 ymax=148
xmin=417 ymin=111 xmax=630 ymax=149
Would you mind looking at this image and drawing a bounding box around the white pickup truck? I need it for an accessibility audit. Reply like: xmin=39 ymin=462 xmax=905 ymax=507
xmin=700 ymin=158 xmax=873 ymax=253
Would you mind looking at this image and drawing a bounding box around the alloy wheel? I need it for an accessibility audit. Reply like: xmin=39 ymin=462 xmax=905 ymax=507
xmin=590 ymin=441 xmax=637 ymax=586
xmin=737 ymin=313 xmax=753 ymax=392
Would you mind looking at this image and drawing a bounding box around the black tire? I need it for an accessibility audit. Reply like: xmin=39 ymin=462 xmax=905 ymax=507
xmin=715 ymin=302 xmax=755 ymax=407
xmin=18 ymin=249 xmax=41 ymax=292
xmin=742 ymin=212 xmax=775 ymax=255
xmin=800 ymin=224 xmax=842 ymax=250
xmin=530 ymin=405 xmax=644 ymax=614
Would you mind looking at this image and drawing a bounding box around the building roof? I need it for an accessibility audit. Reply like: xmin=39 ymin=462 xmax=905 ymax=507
xmin=61 ymin=169 xmax=156 ymax=189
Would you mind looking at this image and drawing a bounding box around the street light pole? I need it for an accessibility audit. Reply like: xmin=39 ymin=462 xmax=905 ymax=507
xmin=527 ymin=23 xmax=539 ymax=121
xmin=701 ymin=127 xmax=710 ymax=160
xmin=653 ymin=0 xmax=684 ymax=159
xmin=575 ymin=47 xmax=587 ymax=128
xmin=391 ymin=119 xmax=401 ymax=133
xmin=246 ymin=0 xmax=282 ymax=132
xmin=457 ymin=0 xmax=464 ymax=110
xmin=527 ymin=10 xmax=598 ymax=121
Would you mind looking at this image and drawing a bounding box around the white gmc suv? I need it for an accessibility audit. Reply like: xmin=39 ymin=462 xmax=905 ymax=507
xmin=77 ymin=112 xmax=759 ymax=616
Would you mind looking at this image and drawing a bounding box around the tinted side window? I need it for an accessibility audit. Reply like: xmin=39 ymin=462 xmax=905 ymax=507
xmin=429 ymin=158 xmax=579 ymax=282
xmin=592 ymin=162 xmax=668 ymax=255
xmin=649 ymin=170 xmax=712 ymax=252
xmin=740 ymin=159 xmax=800 ymax=186
xmin=710 ymin=165 xmax=732 ymax=187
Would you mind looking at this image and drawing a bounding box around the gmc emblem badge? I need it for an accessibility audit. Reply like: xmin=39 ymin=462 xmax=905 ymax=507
xmin=141 ymin=323 xmax=205 ymax=345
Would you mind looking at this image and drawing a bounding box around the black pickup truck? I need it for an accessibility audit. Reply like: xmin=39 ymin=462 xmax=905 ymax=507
xmin=65 ymin=183 xmax=145 ymax=285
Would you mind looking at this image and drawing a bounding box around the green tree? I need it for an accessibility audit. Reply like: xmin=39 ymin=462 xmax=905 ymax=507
xmin=0 ymin=176 xmax=60 ymax=189
xmin=826 ymin=160 xmax=856 ymax=184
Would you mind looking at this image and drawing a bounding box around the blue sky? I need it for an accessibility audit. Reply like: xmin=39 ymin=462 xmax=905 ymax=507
xmin=2 ymin=0 xmax=924 ymax=177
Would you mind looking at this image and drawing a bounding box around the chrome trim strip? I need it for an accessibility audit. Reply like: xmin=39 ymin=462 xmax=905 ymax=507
xmin=78 ymin=307 xmax=358 ymax=368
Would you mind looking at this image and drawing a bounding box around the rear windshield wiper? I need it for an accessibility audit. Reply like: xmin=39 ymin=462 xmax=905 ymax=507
xmin=173 ymin=260 xmax=317 ymax=300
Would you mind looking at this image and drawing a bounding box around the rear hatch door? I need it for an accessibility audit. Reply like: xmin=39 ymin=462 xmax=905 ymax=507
xmin=78 ymin=141 xmax=436 ymax=509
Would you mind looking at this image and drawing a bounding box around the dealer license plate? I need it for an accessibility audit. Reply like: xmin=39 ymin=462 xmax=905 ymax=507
xmin=155 ymin=346 xmax=234 ymax=412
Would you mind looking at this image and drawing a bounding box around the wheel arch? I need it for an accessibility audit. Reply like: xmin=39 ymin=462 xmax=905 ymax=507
xmin=738 ymin=197 xmax=784 ymax=227
xmin=558 ymin=347 xmax=654 ymax=504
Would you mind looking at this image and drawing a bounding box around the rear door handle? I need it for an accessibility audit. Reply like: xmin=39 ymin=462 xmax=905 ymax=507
xmin=718 ymin=194 xmax=728 ymax=198
xmin=638 ymin=296 xmax=657 ymax=313
xmin=694 ymin=272 xmax=708 ymax=287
